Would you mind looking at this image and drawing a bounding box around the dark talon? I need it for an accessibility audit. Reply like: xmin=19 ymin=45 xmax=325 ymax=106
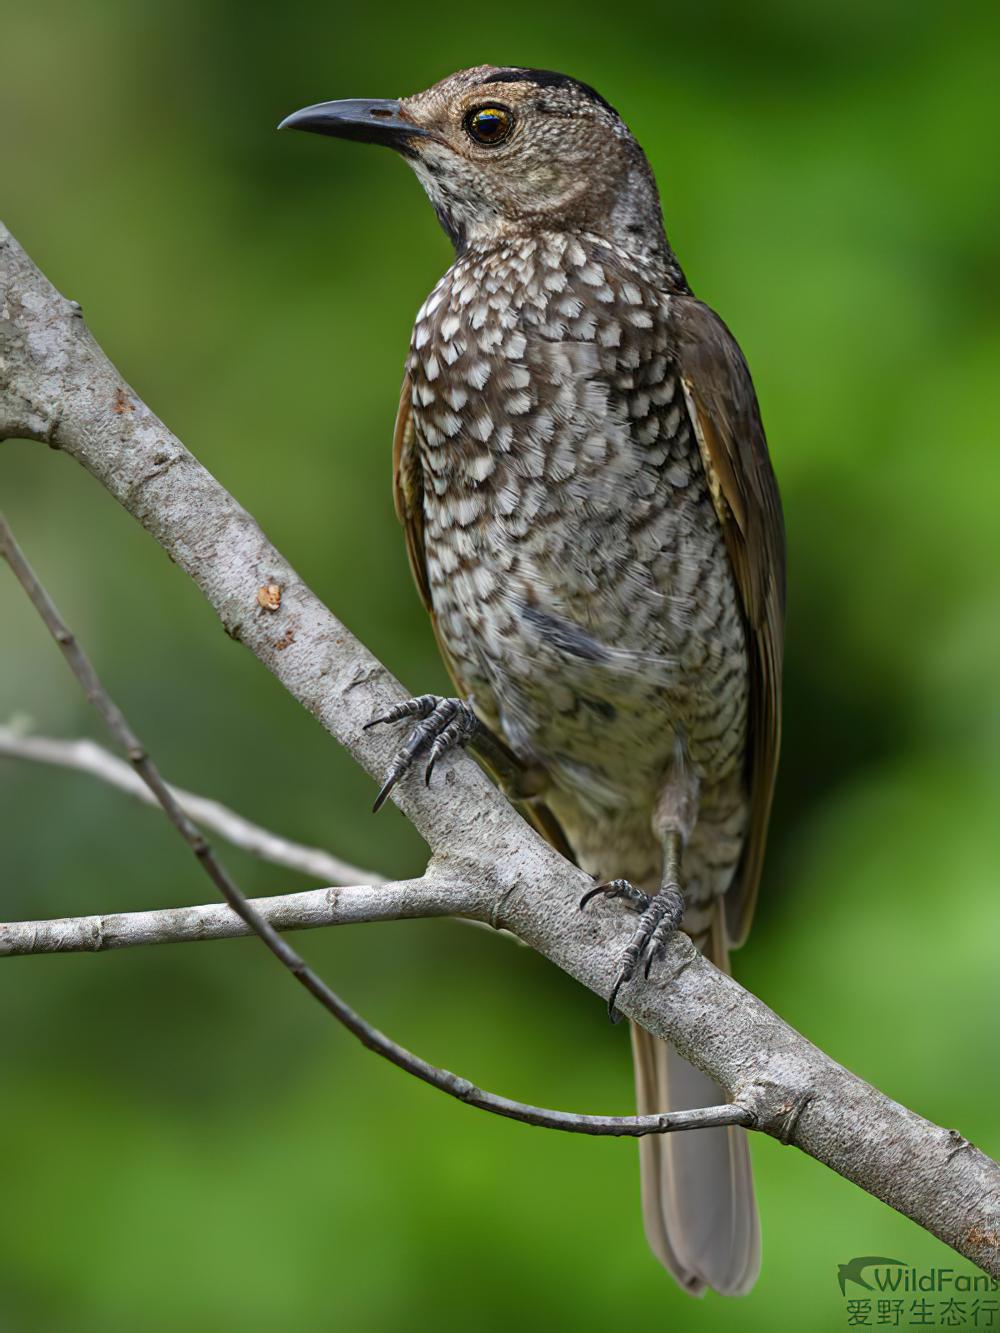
xmin=642 ymin=884 xmax=684 ymax=977
xmin=366 ymin=694 xmax=478 ymax=811
xmin=424 ymin=712 xmax=471 ymax=786
xmin=581 ymin=876 xmax=684 ymax=1018
xmin=364 ymin=694 xmax=438 ymax=732
xmin=371 ymin=777 xmax=396 ymax=814
xmin=579 ymin=882 xmax=609 ymax=910
xmin=579 ymin=878 xmax=650 ymax=912
xmin=608 ymin=971 xmax=628 ymax=1023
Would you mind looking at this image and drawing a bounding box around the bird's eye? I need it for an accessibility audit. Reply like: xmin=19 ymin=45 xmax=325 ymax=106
xmin=464 ymin=105 xmax=514 ymax=146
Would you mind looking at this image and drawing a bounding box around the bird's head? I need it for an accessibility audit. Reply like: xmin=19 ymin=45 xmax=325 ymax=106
xmin=279 ymin=66 xmax=668 ymax=259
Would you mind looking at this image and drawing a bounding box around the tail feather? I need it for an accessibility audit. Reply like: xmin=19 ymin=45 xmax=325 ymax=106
xmin=630 ymin=914 xmax=760 ymax=1296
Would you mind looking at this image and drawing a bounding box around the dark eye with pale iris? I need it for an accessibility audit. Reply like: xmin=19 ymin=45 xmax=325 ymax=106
xmin=464 ymin=105 xmax=514 ymax=146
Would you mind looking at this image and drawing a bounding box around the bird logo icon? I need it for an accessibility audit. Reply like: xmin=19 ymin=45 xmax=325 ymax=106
xmin=837 ymin=1257 xmax=907 ymax=1294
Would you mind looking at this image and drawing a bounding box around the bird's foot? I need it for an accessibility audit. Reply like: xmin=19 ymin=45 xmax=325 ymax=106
xmin=364 ymin=694 xmax=479 ymax=813
xmin=580 ymin=878 xmax=684 ymax=1022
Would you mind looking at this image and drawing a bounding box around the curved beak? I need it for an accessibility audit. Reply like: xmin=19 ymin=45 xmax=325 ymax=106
xmin=277 ymin=98 xmax=428 ymax=154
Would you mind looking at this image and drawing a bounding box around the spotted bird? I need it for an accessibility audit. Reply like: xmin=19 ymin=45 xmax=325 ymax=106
xmin=281 ymin=66 xmax=785 ymax=1297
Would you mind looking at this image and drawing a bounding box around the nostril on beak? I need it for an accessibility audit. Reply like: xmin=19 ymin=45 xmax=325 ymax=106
xmin=277 ymin=98 xmax=427 ymax=148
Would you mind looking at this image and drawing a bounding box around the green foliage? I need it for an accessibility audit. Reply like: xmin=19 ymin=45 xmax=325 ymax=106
xmin=1 ymin=1 xmax=997 ymax=1328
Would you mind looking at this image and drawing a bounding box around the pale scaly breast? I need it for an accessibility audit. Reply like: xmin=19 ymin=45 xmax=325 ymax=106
xmin=407 ymin=231 xmax=749 ymax=829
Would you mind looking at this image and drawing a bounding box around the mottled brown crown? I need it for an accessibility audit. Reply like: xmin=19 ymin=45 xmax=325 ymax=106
xmin=397 ymin=66 xmax=671 ymax=260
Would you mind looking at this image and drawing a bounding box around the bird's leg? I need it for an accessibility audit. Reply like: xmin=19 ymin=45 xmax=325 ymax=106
xmin=579 ymin=830 xmax=685 ymax=1022
xmin=364 ymin=694 xmax=546 ymax=813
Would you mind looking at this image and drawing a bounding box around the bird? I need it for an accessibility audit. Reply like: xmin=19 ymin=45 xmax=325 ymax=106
xmin=280 ymin=65 xmax=785 ymax=1297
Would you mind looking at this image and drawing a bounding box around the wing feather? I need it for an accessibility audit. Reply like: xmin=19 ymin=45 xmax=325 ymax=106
xmin=392 ymin=372 xmax=433 ymax=613
xmin=674 ymin=299 xmax=786 ymax=946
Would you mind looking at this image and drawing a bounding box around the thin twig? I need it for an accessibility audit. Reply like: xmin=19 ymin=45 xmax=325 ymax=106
xmin=0 ymin=880 xmax=472 ymax=954
xmin=0 ymin=511 xmax=746 ymax=1139
xmin=0 ymin=726 xmax=381 ymax=886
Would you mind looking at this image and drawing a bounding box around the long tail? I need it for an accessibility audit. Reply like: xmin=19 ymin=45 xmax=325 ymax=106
xmin=630 ymin=910 xmax=760 ymax=1296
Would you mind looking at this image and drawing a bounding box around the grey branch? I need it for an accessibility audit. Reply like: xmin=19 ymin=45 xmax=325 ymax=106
xmin=1 ymin=221 xmax=997 ymax=1273
xmin=3 ymin=511 xmax=722 ymax=1140
xmin=0 ymin=878 xmax=469 ymax=954
xmin=0 ymin=724 xmax=382 ymax=887
xmin=3 ymin=519 xmax=713 ymax=1148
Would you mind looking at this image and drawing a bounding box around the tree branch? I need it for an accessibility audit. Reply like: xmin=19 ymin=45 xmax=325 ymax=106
xmin=2 ymin=221 xmax=998 ymax=1273
xmin=0 ymin=879 xmax=471 ymax=955
xmin=0 ymin=724 xmax=382 ymax=887
xmin=4 ymin=509 xmax=728 ymax=1140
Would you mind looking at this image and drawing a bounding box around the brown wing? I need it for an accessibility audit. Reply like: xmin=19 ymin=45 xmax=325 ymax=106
xmin=392 ymin=372 xmax=433 ymax=614
xmin=674 ymin=299 xmax=786 ymax=948
xmin=392 ymin=372 xmax=575 ymax=861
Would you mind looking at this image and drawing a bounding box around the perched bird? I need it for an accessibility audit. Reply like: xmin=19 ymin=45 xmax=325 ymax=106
xmin=280 ymin=66 xmax=785 ymax=1297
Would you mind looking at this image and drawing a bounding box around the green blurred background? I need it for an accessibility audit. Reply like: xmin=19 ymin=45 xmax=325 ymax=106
xmin=2 ymin=0 xmax=998 ymax=1329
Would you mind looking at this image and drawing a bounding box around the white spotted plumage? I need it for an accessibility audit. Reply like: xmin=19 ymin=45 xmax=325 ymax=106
xmin=407 ymin=229 xmax=750 ymax=928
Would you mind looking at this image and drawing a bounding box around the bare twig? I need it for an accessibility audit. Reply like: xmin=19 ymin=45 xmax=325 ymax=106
xmin=0 ymin=725 xmax=504 ymax=938
xmin=2 ymin=222 xmax=998 ymax=1272
xmin=0 ymin=879 xmax=470 ymax=954
xmin=0 ymin=511 xmax=745 ymax=1140
xmin=0 ymin=725 xmax=381 ymax=886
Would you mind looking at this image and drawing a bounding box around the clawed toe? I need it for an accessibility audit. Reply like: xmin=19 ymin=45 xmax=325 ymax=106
xmin=579 ymin=878 xmax=651 ymax=912
xmin=643 ymin=892 xmax=683 ymax=978
xmin=580 ymin=877 xmax=684 ymax=1020
xmin=606 ymin=965 xmax=630 ymax=1023
xmin=363 ymin=692 xmax=439 ymax=733
xmin=366 ymin=694 xmax=478 ymax=812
